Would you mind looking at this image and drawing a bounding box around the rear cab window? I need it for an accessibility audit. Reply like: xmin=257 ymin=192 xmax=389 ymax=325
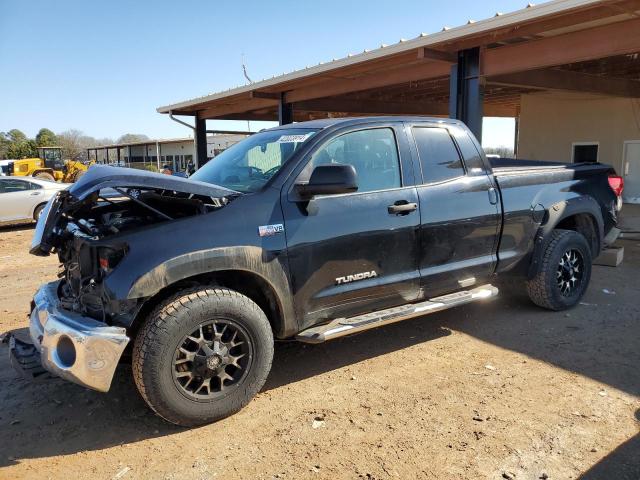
xmin=412 ymin=126 xmax=465 ymax=184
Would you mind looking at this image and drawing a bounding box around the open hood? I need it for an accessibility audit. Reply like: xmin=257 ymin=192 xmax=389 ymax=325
xmin=31 ymin=166 xmax=236 ymax=256
xmin=69 ymin=165 xmax=237 ymax=200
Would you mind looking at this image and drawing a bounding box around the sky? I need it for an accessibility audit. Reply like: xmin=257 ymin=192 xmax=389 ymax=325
xmin=0 ymin=0 xmax=528 ymax=147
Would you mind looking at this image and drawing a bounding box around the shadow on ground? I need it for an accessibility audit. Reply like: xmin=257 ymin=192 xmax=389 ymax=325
xmin=578 ymin=410 xmax=640 ymax=479
xmin=0 ymin=222 xmax=35 ymax=233
xmin=0 ymin=321 xmax=452 ymax=467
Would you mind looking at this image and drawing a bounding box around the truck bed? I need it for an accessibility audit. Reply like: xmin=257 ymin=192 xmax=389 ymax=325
xmin=490 ymin=157 xmax=613 ymax=177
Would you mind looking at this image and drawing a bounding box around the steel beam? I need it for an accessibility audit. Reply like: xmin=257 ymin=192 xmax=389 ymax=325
xmin=449 ymin=47 xmax=484 ymax=140
xmin=278 ymin=93 xmax=294 ymax=125
xmin=195 ymin=117 xmax=208 ymax=168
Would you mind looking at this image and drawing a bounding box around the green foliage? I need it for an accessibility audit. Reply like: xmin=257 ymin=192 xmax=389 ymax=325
xmin=6 ymin=131 xmax=37 ymax=159
xmin=1 ymin=128 xmax=55 ymax=159
xmin=117 ymin=133 xmax=150 ymax=144
xmin=7 ymin=129 xmax=27 ymax=143
xmin=35 ymin=128 xmax=58 ymax=147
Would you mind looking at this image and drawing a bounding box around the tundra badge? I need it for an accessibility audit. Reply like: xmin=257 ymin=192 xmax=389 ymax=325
xmin=336 ymin=270 xmax=378 ymax=285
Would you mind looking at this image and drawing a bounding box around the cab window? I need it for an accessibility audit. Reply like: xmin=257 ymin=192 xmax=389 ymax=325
xmin=413 ymin=127 xmax=465 ymax=184
xmin=309 ymin=128 xmax=401 ymax=193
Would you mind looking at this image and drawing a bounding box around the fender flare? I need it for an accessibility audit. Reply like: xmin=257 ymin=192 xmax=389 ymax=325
xmin=127 ymin=245 xmax=297 ymax=337
xmin=527 ymin=196 xmax=604 ymax=279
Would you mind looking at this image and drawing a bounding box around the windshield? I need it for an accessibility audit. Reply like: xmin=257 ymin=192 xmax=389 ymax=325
xmin=191 ymin=128 xmax=318 ymax=193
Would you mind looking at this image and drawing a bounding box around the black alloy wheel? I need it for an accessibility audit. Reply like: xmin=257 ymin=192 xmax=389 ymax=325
xmin=172 ymin=319 xmax=252 ymax=400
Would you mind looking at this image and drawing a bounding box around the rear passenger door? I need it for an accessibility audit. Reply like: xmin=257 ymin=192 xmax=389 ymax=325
xmin=408 ymin=123 xmax=501 ymax=298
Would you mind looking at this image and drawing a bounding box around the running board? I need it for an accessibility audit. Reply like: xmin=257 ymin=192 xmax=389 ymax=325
xmin=296 ymin=284 xmax=499 ymax=344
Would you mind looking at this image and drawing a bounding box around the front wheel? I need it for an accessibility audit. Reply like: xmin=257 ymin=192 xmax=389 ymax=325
xmin=132 ymin=286 xmax=274 ymax=426
xmin=33 ymin=171 xmax=55 ymax=181
xmin=526 ymin=229 xmax=592 ymax=310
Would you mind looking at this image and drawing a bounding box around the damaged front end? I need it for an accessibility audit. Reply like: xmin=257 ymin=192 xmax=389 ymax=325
xmin=17 ymin=166 xmax=237 ymax=391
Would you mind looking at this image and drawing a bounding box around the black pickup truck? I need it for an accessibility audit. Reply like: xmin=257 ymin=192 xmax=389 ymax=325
xmin=13 ymin=117 xmax=624 ymax=426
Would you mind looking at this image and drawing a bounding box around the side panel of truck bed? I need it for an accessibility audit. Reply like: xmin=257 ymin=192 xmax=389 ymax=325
xmin=492 ymin=161 xmax=616 ymax=275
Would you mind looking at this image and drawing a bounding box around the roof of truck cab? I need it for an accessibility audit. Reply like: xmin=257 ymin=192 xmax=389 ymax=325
xmin=269 ymin=116 xmax=462 ymax=130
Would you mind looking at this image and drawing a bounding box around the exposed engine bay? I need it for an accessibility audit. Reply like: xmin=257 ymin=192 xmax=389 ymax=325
xmin=46 ymin=187 xmax=231 ymax=322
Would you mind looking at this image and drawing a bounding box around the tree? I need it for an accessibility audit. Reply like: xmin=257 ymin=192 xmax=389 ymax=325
xmin=4 ymin=129 xmax=36 ymax=158
xmin=7 ymin=129 xmax=27 ymax=143
xmin=35 ymin=128 xmax=58 ymax=147
xmin=117 ymin=133 xmax=149 ymax=144
xmin=57 ymin=129 xmax=89 ymax=161
xmin=0 ymin=132 xmax=9 ymax=159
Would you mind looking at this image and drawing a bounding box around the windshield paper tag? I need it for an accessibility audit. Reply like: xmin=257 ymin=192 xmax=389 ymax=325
xmin=258 ymin=224 xmax=284 ymax=237
xmin=277 ymin=133 xmax=312 ymax=144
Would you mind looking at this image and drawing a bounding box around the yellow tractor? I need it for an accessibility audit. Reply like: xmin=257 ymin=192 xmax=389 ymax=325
xmin=7 ymin=147 xmax=91 ymax=183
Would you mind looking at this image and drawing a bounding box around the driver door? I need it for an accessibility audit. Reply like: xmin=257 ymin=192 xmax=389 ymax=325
xmin=281 ymin=124 xmax=421 ymax=330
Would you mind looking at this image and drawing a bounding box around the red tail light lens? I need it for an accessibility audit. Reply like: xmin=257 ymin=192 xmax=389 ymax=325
xmin=608 ymin=175 xmax=624 ymax=197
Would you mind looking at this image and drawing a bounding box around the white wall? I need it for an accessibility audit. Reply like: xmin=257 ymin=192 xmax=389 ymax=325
xmin=518 ymin=91 xmax=640 ymax=173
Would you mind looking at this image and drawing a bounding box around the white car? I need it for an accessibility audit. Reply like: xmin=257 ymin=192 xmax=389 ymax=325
xmin=0 ymin=177 xmax=70 ymax=224
xmin=0 ymin=160 xmax=13 ymax=176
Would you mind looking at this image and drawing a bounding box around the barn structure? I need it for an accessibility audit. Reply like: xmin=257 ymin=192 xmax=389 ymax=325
xmin=157 ymin=0 xmax=640 ymax=203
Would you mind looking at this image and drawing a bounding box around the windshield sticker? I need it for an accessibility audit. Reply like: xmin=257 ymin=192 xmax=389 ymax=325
xmin=258 ymin=223 xmax=284 ymax=237
xmin=276 ymin=133 xmax=312 ymax=144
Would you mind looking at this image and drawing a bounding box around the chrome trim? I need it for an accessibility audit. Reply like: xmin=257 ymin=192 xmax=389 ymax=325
xmin=296 ymin=284 xmax=499 ymax=343
xmin=29 ymin=281 xmax=129 ymax=392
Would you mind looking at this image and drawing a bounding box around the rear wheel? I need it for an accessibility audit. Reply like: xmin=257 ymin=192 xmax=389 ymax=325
xmin=33 ymin=203 xmax=46 ymax=221
xmin=526 ymin=229 xmax=592 ymax=310
xmin=33 ymin=171 xmax=55 ymax=181
xmin=132 ymin=286 xmax=274 ymax=426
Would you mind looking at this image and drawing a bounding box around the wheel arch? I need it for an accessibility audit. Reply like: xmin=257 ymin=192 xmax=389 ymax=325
xmin=31 ymin=168 xmax=55 ymax=177
xmin=126 ymin=247 xmax=296 ymax=339
xmin=31 ymin=201 xmax=48 ymax=220
xmin=528 ymin=196 xmax=603 ymax=279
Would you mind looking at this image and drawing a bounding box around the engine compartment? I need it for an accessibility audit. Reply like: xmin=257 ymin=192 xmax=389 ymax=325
xmin=52 ymin=188 xmax=229 ymax=320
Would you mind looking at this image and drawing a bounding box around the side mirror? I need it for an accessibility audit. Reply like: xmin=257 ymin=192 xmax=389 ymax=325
xmin=294 ymin=164 xmax=358 ymax=199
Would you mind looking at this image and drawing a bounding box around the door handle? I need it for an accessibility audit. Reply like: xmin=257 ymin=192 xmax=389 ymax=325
xmin=388 ymin=201 xmax=417 ymax=215
xmin=488 ymin=187 xmax=498 ymax=205
xmin=30 ymin=191 xmax=41 ymax=196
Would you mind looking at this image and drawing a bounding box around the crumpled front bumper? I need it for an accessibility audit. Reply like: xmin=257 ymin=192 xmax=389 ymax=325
xmin=22 ymin=280 xmax=130 ymax=392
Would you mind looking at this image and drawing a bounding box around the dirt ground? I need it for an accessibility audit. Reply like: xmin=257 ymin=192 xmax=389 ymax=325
xmin=0 ymin=213 xmax=639 ymax=480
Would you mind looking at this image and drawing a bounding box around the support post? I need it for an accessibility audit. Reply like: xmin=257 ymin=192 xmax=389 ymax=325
xmin=156 ymin=142 xmax=161 ymax=171
xmin=449 ymin=47 xmax=484 ymax=141
xmin=117 ymin=147 xmax=121 ymax=166
xmin=278 ymin=93 xmax=293 ymax=125
xmin=514 ymin=114 xmax=520 ymax=159
xmin=195 ymin=117 xmax=207 ymax=168
xmin=105 ymin=148 xmax=109 ymax=164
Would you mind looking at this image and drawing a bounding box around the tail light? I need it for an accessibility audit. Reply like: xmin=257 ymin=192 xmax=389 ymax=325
xmin=97 ymin=247 xmax=126 ymax=273
xmin=608 ymin=175 xmax=624 ymax=197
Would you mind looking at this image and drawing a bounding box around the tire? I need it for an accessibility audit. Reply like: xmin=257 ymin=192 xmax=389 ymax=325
xmin=526 ymin=229 xmax=592 ymax=311
xmin=132 ymin=286 xmax=274 ymax=426
xmin=33 ymin=172 xmax=55 ymax=181
xmin=33 ymin=203 xmax=46 ymax=221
